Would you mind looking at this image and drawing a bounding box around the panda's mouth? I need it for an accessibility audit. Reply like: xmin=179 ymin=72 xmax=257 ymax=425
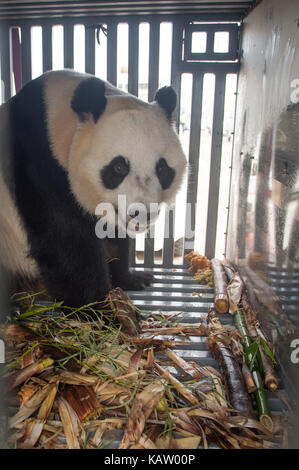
xmin=115 ymin=210 xmax=157 ymax=235
xmin=128 ymin=220 xmax=150 ymax=232
xmin=120 ymin=217 xmax=151 ymax=233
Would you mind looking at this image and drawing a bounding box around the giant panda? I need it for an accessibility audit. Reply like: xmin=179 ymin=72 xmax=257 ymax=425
xmin=0 ymin=70 xmax=187 ymax=307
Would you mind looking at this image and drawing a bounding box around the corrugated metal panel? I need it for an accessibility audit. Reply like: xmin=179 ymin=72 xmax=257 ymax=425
xmin=0 ymin=2 xmax=260 ymax=21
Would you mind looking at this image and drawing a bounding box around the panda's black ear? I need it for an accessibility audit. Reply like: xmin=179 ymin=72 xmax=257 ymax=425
xmin=71 ymin=77 xmax=107 ymax=123
xmin=155 ymin=86 xmax=177 ymax=120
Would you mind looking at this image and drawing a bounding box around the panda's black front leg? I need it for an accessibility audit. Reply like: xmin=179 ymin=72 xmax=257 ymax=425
xmin=28 ymin=211 xmax=112 ymax=307
xmin=106 ymin=237 xmax=153 ymax=290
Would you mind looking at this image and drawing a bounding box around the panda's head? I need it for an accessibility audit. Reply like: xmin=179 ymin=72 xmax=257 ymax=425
xmin=68 ymin=77 xmax=187 ymax=231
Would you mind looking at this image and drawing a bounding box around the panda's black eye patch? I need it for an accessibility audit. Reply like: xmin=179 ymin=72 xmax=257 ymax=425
xmin=156 ymin=157 xmax=175 ymax=190
xmin=101 ymin=156 xmax=130 ymax=189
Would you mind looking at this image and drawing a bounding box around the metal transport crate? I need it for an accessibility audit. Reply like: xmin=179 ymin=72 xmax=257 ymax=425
xmin=0 ymin=0 xmax=298 ymax=448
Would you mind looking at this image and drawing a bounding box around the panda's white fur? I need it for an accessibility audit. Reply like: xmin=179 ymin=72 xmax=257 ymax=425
xmin=69 ymin=97 xmax=186 ymax=217
xmin=44 ymin=70 xmax=186 ymax=217
xmin=0 ymin=69 xmax=187 ymax=305
xmin=0 ymin=173 xmax=39 ymax=278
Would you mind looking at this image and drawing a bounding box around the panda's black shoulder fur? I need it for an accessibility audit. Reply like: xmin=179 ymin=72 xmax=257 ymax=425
xmin=8 ymin=73 xmax=154 ymax=307
xmin=9 ymin=75 xmax=111 ymax=306
xmin=71 ymin=77 xmax=107 ymax=122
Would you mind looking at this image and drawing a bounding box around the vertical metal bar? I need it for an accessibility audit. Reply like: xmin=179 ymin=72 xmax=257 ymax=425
xmin=143 ymin=19 xmax=160 ymax=268
xmin=148 ymin=19 xmax=159 ymax=101
xmin=162 ymin=20 xmax=183 ymax=267
xmin=21 ymin=25 xmax=31 ymax=85
xmin=64 ymin=22 xmax=74 ymax=69
xmin=107 ymin=21 xmax=117 ymax=86
xmin=171 ymin=20 xmax=183 ymax=132
xmin=144 ymin=233 xmax=154 ymax=268
xmin=42 ymin=23 xmax=52 ymax=72
xmin=206 ymin=28 xmax=214 ymax=56
xmin=0 ymin=24 xmax=11 ymax=101
xmin=85 ymin=25 xmax=95 ymax=74
xmin=128 ymin=20 xmax=138 ymax=96
xmin=127 ymin=20 xmax=139 ymax=267
xmin=162 ymin=207 xmax=175 ymax=268
xmin=129 ymin=237 xmax=136 ymax=268
xmin=205 ymin=71 xmax=226 ymax=259
xmin=184 ymin=72 xmax=204 ymax=254
xmin=11 ymin=27 xmax=22 ymax=93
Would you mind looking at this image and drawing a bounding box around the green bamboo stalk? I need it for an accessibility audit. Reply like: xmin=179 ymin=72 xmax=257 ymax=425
xmin=234 ymin=309 xmax=273 ymax=430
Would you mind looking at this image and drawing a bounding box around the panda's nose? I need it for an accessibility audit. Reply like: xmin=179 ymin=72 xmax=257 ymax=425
xmin=136 ymin=175 xmax=151 ymax=187
xmin=128 ymin=209 xmax=140 ymax=219
xmin=128 ymin=209 xmax=153 ymax=224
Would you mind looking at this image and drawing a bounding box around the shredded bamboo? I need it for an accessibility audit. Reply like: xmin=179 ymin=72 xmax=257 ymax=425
xmin=0 ymin=284 xmax=287 ymax=449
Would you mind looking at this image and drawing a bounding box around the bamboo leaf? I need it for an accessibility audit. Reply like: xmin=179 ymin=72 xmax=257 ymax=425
xmin=244 ymin=342 xmax=259 ymax=372
xmin=18 ymin=302 xmax=64 ymax=319
xmin=259 ymin=337 xmax=277 ymax=364
xmin=256 ymin=347 xmax=264 ymax=375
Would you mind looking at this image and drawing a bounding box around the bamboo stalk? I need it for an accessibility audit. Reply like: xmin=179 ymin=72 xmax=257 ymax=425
xmin=207 ymin=336 xmax=254 ymax=417
xmin=246 ymin=322 xmax=278 ymax=392
xmin=211 ymin=259 xmax=229 ymax=313
xmin=234 ymin=309 xmax=273 ymax=430
xmin=242 ymin=362 xmax=256 ymax=393
xmin=6 ymin=358 xmax=54 ymax=392
xmin=258 ymin=345 xmax=278 ymax=392
xmin=248 ymin=322 xmax=278 ymax=390
xmin=221 ymin=261 xmax=274 ymax=428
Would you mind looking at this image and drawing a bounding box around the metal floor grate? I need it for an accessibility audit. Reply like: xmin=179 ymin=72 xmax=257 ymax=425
xmin=97 ymin=266 xmax=288 ymax=448
xmin=3 ymin=267 xmax=287 ymax=449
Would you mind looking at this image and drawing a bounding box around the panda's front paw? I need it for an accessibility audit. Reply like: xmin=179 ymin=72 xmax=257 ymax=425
xmin=113 ymin=271 xmax=153 ymax=291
